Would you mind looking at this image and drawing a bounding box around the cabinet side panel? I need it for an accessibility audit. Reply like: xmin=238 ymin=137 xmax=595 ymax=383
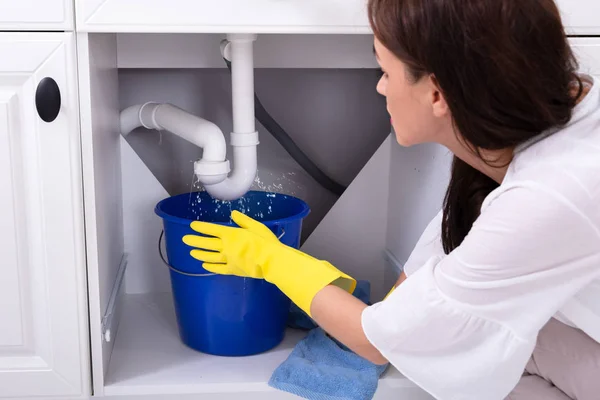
xmin=78 ymin=32 xmax=124 ymax=395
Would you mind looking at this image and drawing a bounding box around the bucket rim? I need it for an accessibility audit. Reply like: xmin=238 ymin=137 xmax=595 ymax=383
xmin=154 ymin=190 xmax=310 ymax=227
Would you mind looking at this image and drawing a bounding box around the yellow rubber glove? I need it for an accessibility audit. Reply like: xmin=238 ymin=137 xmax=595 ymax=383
xmin=384 ymin=285 xmax=396 ymax=300
xmin=182 ymin=210 xmax=356 ymax=317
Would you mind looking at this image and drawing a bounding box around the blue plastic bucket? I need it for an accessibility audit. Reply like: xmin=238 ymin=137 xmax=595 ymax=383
xmin=155 ymin=190 xmax=310 ymax=356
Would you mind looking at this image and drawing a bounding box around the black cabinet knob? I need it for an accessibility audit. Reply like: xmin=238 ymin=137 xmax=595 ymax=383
xmin=35 ymin=78 xmax=61 ymax=123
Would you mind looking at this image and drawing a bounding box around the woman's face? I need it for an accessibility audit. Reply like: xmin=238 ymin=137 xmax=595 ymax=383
xmin=374 ymin=38 xmax=452 ymax=147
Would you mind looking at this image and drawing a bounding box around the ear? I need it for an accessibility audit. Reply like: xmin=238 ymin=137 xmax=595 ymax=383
xmin=428 ymin=75 xmax=449 ymax=118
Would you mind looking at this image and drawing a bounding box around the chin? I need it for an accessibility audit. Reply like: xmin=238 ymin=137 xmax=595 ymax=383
xmin=393 ymin=130 xmax=416 ymax=147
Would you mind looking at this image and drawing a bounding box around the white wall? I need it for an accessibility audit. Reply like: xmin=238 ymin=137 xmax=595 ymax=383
xmin=385 ymin=142 xmax=452 ymax=267
xmin=300 ymin=137 xmax=452 ymax=301
xmin=301 ymin=135 xmax=392 ymax=301
xmin=118 ymin=68 xmax=390 ymax=238
xmin=121 ymin=137 xmax=171 ymax=294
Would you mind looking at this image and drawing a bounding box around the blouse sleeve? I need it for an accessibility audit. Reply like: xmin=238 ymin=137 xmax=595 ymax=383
xmin=402 ymin=209 xmax=445 ymax=277
xmin=362 ymin=183 xmax=600 ymax=400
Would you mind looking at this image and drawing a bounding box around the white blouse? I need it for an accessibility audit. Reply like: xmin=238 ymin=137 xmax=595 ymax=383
xmin=362 ymin=75 xmax=600 ymax=400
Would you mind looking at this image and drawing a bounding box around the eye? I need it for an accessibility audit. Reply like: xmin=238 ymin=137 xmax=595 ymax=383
xmin=378 ymin=68 xmax=388 ymax=79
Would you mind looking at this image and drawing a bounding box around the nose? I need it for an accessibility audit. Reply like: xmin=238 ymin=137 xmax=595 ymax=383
xmin=376 ymin=76 xmax=386 ymax=96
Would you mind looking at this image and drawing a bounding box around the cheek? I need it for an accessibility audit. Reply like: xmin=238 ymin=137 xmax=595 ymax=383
xmin=385 ymin=81 xmax=406 ymax=119
xmin=386 ymin=83 xmax=431 ymax=146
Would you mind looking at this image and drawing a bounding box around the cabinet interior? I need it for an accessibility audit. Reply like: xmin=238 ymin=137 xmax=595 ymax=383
xmin=81 ymin=32 xmax=410 ymax=397
xmin=80 ymin=32 xmax=600 ymax=398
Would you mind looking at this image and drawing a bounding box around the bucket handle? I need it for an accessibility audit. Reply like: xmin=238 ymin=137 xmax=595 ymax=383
xmin=158 ymin=226 xmax=286 ymax=278
xmin=158 ymin=231 xmax=216 ymax=277
xmin=275 ymin=226 xmax=286 ymax=240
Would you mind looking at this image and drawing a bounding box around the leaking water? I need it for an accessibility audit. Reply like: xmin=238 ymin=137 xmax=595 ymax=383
xmin=187 ymin=169 xmax=300 ymax=222
xmin=189 ymin=170 xmax=207 ymax=220
xmin=254 ymin=170 xmax=300 ymax=196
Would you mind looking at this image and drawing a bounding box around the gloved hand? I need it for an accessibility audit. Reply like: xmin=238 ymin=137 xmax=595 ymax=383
xmin=182 ymin=210 xmax=356 ymax=317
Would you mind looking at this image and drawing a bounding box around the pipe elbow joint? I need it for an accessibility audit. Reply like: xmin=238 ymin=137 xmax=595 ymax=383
xmin=194 ymin=122 xmax=227 ymax=162
xmin=120 ymin=102 xmax=161 ymax=136
xmin=203 ymin=171 xmax=256 ymax=201
xmin=201 ymin=132 xmax=258 ymax=201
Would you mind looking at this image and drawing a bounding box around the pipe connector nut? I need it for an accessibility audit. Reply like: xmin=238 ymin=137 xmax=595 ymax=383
xmin=194 ymin=159 xmax=231 ymax=185
xmin=230 ymin=131 xmax=259 ymax=147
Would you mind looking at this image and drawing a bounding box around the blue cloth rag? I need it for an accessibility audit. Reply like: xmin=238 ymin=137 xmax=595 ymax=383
xmin=269 ymin=328 xmax=388 ymax=400
xmin=271 ymin=281 xmax=388 ymax=400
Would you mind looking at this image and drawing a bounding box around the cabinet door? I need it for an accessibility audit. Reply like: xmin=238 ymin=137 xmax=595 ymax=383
xmin=0 ymin=0 xmax=73 ymax=31
xmin=0 ymin=33 xmax=88 ymax=398
xmin=77 ymin=0 xmax=369 ymax=33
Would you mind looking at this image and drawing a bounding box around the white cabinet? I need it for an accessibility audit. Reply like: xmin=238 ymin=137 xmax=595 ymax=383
xmin=76 ymin=31 xmax=431 ymax=400
xmin=0 ymin=0 xmax=74 ymax=31
xmin=0 ymin=33 xmax=89 ymax=398
xmin=76 ymin=0 xmax=370 ymax=33
xmin=76 ymin=0 xmax=600 ymax=35
xmin=557 ymin=0 xmax=600 ymax=35
xmin=572 ymin=38 xmax=600 ymax=75
xmin=76 ymin=29 xmax=600 ymax=400
xmin=1 ymin=2 xmax=598 ymax=398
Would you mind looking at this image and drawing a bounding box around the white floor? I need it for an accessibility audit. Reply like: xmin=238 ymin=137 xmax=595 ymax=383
xmin=104 ymin=293 xmax=433 ymax=399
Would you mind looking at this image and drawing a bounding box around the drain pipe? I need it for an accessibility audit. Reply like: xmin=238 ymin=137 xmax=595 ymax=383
xmin=203 ymin=34 xmax=259 ymax=200
xmin=120 ymin=102 xmax=231 ymax=185
xmin=119 ymin=33 xmax=259 ymax=200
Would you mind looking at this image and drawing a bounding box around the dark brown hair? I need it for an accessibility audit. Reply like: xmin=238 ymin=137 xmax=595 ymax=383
xmin=368 ymin=0 xmax=583 ymax=253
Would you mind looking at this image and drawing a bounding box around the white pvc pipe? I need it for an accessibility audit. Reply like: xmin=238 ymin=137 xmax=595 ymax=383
xmin=152 ymin=104 xmax=227 ymax=162
xmin=230 ymin=34 xmax=256 ymax=134
xmin=203 ymin=144 xmax=257 ymax=200
xmin=120 ymin=104 xmax=144 ymax=137
xmin=121 ymin=103 xmax=227 ymax=162
xmin=204 ymin=34 xmax=258 ymax=200
xmin=118 ymin=34 xmax=259 ymax=201
xmin=120 ymin=102 xmax=230 ymax=186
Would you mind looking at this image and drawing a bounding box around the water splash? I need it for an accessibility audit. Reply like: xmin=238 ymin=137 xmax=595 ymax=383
xmin=253 ymin=170 xmax=301 ymax=196
xmin=188 ymin=171 xmax=207 ymax=220
xmin=186 ymin=169 xmax=304 ymax=222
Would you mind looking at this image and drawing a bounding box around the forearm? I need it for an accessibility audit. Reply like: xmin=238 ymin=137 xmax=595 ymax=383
xmin=396 ymin=271 xmax=407 ymax=286
xmin=310 ymin=285 xmax=388 ymax=365
xmin=310 ymin=272 xmax=407 ymax=364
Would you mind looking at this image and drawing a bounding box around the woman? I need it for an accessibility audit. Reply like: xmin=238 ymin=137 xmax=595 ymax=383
xmin=182 ymin=0 xmax=600 ymax=398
